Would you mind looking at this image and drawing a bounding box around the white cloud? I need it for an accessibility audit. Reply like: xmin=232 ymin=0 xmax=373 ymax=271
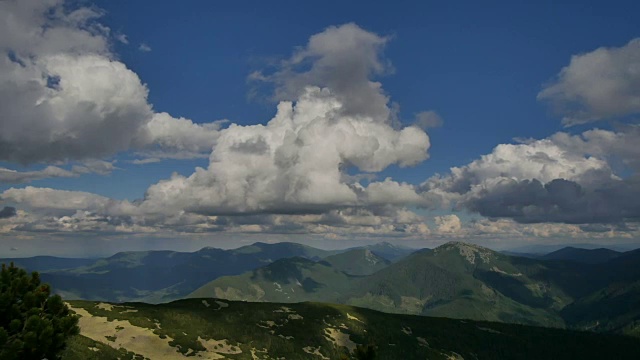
xmin=134 ymin=24 xmax=430 ymax=217
xmin=414 ymin=111 xmax=443 ymax=129
xmin=138 ymin=43 xmax=151 ymax=52
xmin=116 ymin=33 xmax=129 ymax=44
xmin=420 ymin=126 xmax=640 ymax=225
xmin=538 ymin=38 xmax=640 ymax=126
xmin=0 ymin=166 xmax=76 ymax=183
xmin=364 ymin=178 xmax=426 ymax=206
xmin=0 ymin=0 xmax=220 ymax=164
xmin=139 ymin=86 xmax=429 ymax=216
xmin=251 ymin=23 xmax=393 ymax=121
xmin=0 ymin=160 xmax=118 ymax=184
xmin=1 ymin=186 xmax=137 ymax=216
xmin=434 ymin=214 xmax=462 ymax=234
xmin=129 ymin=158 xmax=162 ymax=165
xmin=144 ymin=113 xmax=224 ymax=159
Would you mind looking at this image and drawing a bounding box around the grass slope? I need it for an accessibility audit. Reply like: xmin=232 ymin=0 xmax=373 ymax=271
xmin=323 ymin=249 xmax=391 ymax=276
xmin=61 ymin=298 xmax=640 ymax=360
xmin=189 ymin=257 xmax=354 ymax=303
xmin=193 ymin=242 xmax=580 ymax=328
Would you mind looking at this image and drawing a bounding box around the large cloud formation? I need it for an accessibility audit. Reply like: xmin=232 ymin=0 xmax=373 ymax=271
xmin=0 ymin=0 xmax=219 ymax=164
xmin=139 ymin=23 xmax=430 ymax=216
xmin=1 ymin=18 xmax=434 ymax=239
xmin=421 ymin=126 xmax=640 ymax=226
xmin=1 ymin=0 xmax=639 ymax=244
xmin=538 ymin=38 xmax=640 ymax=126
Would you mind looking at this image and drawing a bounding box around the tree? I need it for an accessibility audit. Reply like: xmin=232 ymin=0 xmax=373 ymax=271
xmin=0 ymin=263 xmax=79 ymax=360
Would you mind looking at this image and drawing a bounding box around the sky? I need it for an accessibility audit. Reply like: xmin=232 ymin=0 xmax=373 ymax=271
xmin=1 ymin=0 xmax=640 ymax=257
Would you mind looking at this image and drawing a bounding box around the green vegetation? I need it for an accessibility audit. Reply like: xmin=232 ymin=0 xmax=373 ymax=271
xmin=62 ymin=335 xmax=145 ymax=360
xmin=189 ymin=257 xmax=354 ymax=302
xmin=0 ymin=263 xmax=79 ymax=360
xmin=61 ymin=298 xmax=640 ymax=359
xmin=32 ymin=242 xmax=344 ymax=303
xmin=7 ymin=241 xmax=640 ymax=341
xmin=323 ymin=249 xmax=390 ymax=276
xmin=190 ymin=242 xmax=640 ymax=335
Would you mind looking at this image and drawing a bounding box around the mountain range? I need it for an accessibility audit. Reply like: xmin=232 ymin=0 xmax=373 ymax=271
xmin=0 ymin=241 xmax=409 ymax=303
xmin=3 ymin=241 xmax=640 ymax=338
xmin=188 ymin=242 xmax=640 ymax=337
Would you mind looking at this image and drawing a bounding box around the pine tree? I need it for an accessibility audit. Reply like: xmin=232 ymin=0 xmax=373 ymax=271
xmin=0 ymin=263 xmax=79 ymax=360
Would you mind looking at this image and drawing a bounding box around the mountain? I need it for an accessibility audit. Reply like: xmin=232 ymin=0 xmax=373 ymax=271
xmin=323 ymin=248 xmax=391 ymax=275
xmin=346 ymin=242 xmax=581 ymax=327
xmin=62 ymin=299 xmax=640 ymax=360
xmin=0 ymin=256 xmax=95 ymax=272
xmin=189 ymin=242 xmax=580 ymax=327
xmin=39 ymin=242 xmax=340 ymax=303
xmin=508 ymin=243 xmax=640 ymax=254
xmin=561 ymin=249 xmax=640 ymax=336
xmin=189 ymin=256 xmax=354 ymax=303
xmin=355 ymin=241 xmax=416 ymax=262
xmin=232 ymin=241 xmax=343 ymax=260
xmin=541 ymin=246 xmax=622 ymax=264
xmin=191 ymin=241 xmax=640 ymax=332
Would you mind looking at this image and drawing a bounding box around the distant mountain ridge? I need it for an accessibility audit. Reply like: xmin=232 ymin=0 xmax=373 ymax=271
xmin=352 ymin=241 xmax=416 ymax=262
xmin=190 ymin=241 xmax=640 ymax=337
xmin=541 ymin=246 xmax=622 ymax=264
xmin=0 ymin=256 xmax=96 ymax=272
xmin=0 ymin=241 xmax=414 ymax=304
xmin=29 ymin=242 xmax=344 ymax=303
xmin=323 ymin=248 xmax=391 ymax=275
xmin=5 ymin=240 xmax=640 ymax=337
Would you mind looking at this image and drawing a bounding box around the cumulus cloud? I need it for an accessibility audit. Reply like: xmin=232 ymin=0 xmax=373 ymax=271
xmin=0 ymin=186 xmax=434 ymax=238
xmin=140 ymin=88 xmax=429 ymax=215
xmin=137 ymin=24 xmax=430 ymax=216
xmin=143 ymin=113 xmax=224 ymax=159
xmin=538 ymin=38 xmax=640 ymax=126
xmin=0 ymin=22 xmax=433 ymax=237
xmin=1 ymin=186 xmax=136 ymax=216
xmin=420 ymin=127 xmax=640 ymax=225
xmin=463 ymin=177 xmax=640 ymax=224
xmin=251 ymin=23 xmax=393 ymax=121
xmin=0 ymin=0 xmax=219 ymax=164
xmin=434 ymin=214 xmax=462 ymax=234
xmin=7 ymin=10 xmax=639 ymax=243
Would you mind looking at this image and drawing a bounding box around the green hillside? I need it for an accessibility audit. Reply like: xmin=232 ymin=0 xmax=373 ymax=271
xmin=323 ymin=249 xmax=391 ymax=276
xmin=189 ymin=257 xmax=354 ymax=303
xmin=354 ymin=242 xmax=416 ymax=262
xmin=190 ymin=241 xmax=640 ymax=333
xmin=61 ymin=298 xmax=640 ymax=360
xmin=345 ymin=242 xmax=573 ymax=327
xmin=37 ymin=242 xmax=341 ymax=303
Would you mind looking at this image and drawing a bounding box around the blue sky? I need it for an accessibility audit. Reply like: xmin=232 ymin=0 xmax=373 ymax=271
xmin=1 ymin=0 xmax=640 ymax=256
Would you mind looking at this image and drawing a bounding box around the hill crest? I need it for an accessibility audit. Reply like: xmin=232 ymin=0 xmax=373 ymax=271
xmin=433 ymin=241 xmax=495 ymax=264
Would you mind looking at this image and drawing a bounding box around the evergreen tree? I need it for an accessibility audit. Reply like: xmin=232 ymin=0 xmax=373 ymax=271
xmin=0 ymin=263 xmax=79 ymax=360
